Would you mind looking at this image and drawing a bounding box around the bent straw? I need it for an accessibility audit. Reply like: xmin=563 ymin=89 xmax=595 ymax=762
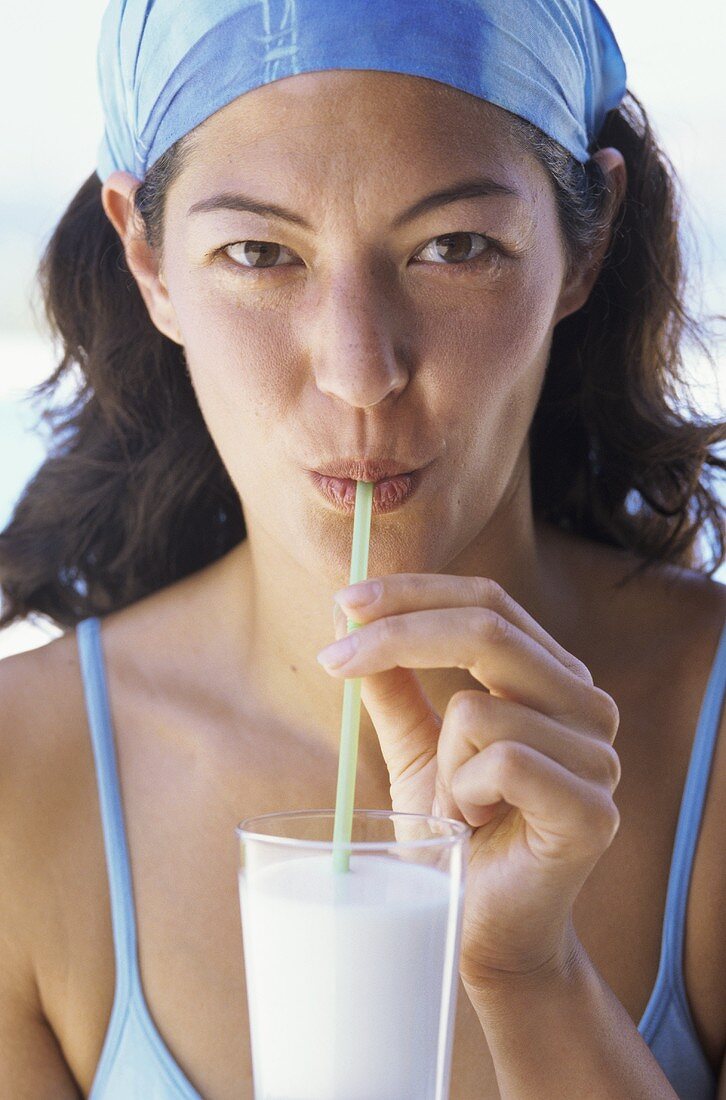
xmin=332 ymin=479 xmax=374 ymax=873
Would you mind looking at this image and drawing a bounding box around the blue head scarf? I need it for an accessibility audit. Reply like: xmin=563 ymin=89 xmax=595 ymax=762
xmin=96 ymin=0 xmax=627 ymax=183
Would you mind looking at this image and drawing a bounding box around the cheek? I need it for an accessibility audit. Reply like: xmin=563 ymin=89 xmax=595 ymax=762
xmin=175 ymin=283 xmax=299 ymax=422
xmin=414 ymin=257 xmax=562 ymax=419
xmin=168 ymin=277 xmax=301 ymax=496
xmin=479 ymin=261 xmax=561 ymax=373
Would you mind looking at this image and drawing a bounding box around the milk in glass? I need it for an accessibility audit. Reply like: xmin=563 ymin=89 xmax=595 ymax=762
xmin=239 ymin=853 xmax=463 ymax=1100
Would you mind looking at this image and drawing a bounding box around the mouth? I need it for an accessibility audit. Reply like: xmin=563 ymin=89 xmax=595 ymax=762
xmin=307 ymin=465 xmax=428 ymax=514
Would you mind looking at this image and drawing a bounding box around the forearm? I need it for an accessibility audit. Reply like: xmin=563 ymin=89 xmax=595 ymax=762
xmin=464 ymin=939 xmax=679 ymax=1099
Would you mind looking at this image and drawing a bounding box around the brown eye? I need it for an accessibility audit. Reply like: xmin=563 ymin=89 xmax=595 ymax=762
xmin=225 ymin=241 xmax=292 ymax=268
xmin=416 ymin=232 xmax=492 ymax=265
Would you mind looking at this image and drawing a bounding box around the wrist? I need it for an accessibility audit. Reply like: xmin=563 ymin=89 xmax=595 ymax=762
xmin=461 ymin=933 xmax=678 ymax=1099
xmin=461 ymin=925 xmax=588 ymax=1023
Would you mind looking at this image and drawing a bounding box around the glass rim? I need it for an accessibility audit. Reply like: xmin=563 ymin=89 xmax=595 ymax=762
xmin=235 ymin=808 xmax=471 ymax=851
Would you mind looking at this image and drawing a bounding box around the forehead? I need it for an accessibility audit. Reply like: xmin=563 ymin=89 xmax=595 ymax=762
xmin=177 ymin=70 xmax=539 ymax=194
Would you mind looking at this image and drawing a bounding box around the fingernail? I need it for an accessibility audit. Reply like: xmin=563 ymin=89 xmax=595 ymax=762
xmin=317 ymin=633 xmax=359 ymax=669
xmin=333 ymin=601 xmax=347 ymax=629
xmin=334 ymin=580 xmax=382 ymax=609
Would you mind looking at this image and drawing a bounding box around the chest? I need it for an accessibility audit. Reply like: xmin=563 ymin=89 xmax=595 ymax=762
xmin=44 ymin=686 xmax=693 ymax=1100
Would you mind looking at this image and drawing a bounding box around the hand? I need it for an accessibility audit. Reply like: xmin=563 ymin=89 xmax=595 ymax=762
xmin=316 ymin=574 xmax=621 ymax=989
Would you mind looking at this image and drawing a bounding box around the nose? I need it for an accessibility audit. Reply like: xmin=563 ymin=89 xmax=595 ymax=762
xmin=308 ymin=268 xmax=410 ymax=409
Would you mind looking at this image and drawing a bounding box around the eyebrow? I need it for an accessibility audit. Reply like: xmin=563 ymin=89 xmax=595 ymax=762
xmin=186 ymin=176 xmax=522 ymax=230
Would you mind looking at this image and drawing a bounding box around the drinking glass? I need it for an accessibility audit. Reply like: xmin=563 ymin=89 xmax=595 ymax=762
xmin=236 ymin=808 xmax=470 ymax=1100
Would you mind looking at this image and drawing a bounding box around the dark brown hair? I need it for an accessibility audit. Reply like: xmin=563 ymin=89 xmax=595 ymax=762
xmin=0 ymin=90 xmax=723 ymax=630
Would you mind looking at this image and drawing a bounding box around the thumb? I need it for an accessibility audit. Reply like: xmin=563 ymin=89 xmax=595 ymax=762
xmin=333 ymin=603 xmax=441 ymax=794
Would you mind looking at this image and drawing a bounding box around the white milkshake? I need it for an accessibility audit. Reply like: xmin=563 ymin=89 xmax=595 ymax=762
xmin=238 ymin=853 xmax=464 ymax=1100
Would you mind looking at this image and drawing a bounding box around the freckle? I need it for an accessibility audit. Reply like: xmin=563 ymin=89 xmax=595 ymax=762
xmin=290 ymin=664 xmax=298 ymax=673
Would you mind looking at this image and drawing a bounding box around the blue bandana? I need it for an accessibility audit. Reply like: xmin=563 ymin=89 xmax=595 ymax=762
xmin=96 ymin=0 xmax=627 ymax=182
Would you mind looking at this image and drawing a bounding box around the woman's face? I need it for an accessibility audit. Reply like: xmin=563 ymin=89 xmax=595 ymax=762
xmin=150 ymin=71 xmax=590 ymax=578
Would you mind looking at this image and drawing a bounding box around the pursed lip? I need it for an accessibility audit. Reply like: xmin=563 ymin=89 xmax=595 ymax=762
xmin=307 ymin=464 xmax=429 ymax=513
xmin=311 ymin=458 xmax=424 ymax=482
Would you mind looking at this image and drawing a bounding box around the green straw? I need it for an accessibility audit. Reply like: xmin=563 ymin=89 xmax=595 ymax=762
xmin=332 ymin=479 xmax=374 ymax=874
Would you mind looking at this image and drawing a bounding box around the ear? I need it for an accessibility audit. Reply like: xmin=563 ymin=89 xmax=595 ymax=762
xmin=100 ymin=170 xmax=184 ymax=346
xmin=553 ymin=147 xmax=627 ymax=325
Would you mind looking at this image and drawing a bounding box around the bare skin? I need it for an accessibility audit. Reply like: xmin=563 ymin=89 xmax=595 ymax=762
xmin=3 ymin=535 xmax=724 ymax=1098
xmin=1 ymin=71 xmax=725 ymax=1097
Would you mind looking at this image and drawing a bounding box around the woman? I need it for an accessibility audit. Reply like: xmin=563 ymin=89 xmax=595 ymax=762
xmin=0 ymin=0 xmax=724 ymax=1096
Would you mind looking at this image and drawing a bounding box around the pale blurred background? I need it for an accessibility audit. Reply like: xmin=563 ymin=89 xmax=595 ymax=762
xmin=0 ymin=1 xmax=724 ymax=659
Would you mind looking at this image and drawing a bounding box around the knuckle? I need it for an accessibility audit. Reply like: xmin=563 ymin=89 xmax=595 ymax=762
xmin=568 ymin=658 xmax=594 ymax=686
xmin=594 ymin=798 xmax=621 ymax=846
xmin=405 ymin=572 xmax=428 ymax=597
xmin=377 ymin=614 xmax=399 ymax=646
xmin=471 ymin=576 xmax=508 ymax=612
xmin=475 ymin=608 xmax=510 ymax=646
xmin=447 ymin=689 xmax=490 ymax=728
xmin=486 ymin=739 xmax=524 ymax=783
xmin=595 ymin=742 xmax=622 ymax=790
xmin=583 ymin=794 xmax=620 ymax=849
xmin=591 ymin=688 xmax=620 ymax=739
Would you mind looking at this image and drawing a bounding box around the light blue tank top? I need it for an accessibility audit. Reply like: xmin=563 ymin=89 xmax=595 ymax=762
xmin=76 ymin=614 xmax=726 ymax=1099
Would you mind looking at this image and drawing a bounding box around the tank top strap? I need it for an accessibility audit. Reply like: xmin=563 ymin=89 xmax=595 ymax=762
xmin=661 ymin=615 xmax=726 ymax=997
xmin=76 ymin=615 xmax=138 ymax=1009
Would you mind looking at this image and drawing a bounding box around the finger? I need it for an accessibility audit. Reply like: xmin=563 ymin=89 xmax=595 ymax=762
xmin=334 ymin=574 xmax=593 ymax=685
xmin=335 ymin=587 xmax=443 ymax=789
xmin=434 ymin=689 xmax=621 ymax=820
xmin=451 ymin=741 xmax=620 ymax=856
xmin=318 ymin=607 xmax=618 ymax=732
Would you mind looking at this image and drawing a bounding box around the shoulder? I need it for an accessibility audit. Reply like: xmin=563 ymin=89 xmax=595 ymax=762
xmin=543 ymin=523 xmax=726 ymax=691
xmin=547 ymin=516 xmax=726 ymax=667
xmin=635 ymin=561 xmax=726 ymax=630
xmin=0 ymin=626 xmax=72 ymax=746
xmin=637 ymin=565 xmax=726 ymax=701
xmin=0 ymin=634 xmax=88 ymax=1093
xmin=591 ymin=556 xmax=726 ymax=1068
xmin=640 ymin=567 xmax=726 ymax=1071
xmin=0 ymin=627 xmax=88 ymax=916
xmin=0 ymin=627 xmax=85 ymax=786
xmin=0 ymin=630 xmax=83 ymax=1029
xmin=682 ymin=573 xmax=726 ymax=1070
xmin=0 ymin=585 xmax=208 ymax=830
xmin=0 ymin=628 xmax=91 ymax=882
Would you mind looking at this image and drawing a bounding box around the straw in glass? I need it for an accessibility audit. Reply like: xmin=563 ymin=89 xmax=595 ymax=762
xmin=331 ymin=479 xmax=374 ymax=873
